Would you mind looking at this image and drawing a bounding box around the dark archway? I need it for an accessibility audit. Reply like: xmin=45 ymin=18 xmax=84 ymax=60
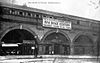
xmin=43 ymin=32 xmax=70 ymax=55
xmin=0 ymin=29 xmax=38 ymax=55
xmin=1 ymin=29 xmax=36 ymax=42
xmin=74 ymin=35 xmax=94 ymax=55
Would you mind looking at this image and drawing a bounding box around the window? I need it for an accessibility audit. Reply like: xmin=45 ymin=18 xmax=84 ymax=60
xmin=77 ymin=20 xmax=80 ymax=24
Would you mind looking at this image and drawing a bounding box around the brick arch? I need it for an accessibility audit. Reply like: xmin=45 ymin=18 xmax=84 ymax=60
xmin=40 ymin=29 xmax=71 ymax=55
xmin=0 ymin=25 xmax=40 ymax=43
xmin=41 ymin=29 xmax=71 ymax=44
xmin=73 ymin=32 xmax=93 ymax=44
xmin=72 ymin=32 xmax=94 ymax=55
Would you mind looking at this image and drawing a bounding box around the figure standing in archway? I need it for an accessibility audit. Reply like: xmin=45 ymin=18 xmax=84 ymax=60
xmin=34 ymin=39 xmax=38 ymax=58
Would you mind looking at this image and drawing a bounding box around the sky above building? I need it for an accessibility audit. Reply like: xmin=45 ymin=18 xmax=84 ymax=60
xmin=0 ymin=0 xmax=100 ymax=21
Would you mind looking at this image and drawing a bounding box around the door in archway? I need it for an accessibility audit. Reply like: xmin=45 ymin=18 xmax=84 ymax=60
xmin=0 ymin=29 xmax=38 ymax=55
xmin=43 ymin=32 xmax=70 ymax=55
xmin=54 ymin=44 xmax=60 ymax=54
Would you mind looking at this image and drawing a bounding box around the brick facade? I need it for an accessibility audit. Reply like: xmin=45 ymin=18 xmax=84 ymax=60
xmin=0 ymin=3 xmax=100 ymax=56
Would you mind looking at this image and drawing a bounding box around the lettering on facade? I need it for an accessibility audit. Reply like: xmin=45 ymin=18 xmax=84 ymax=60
xmin=43 ymin=17 xmax=71 ymax=29
xmin=2 ymin=7 xmax=42 ymax=19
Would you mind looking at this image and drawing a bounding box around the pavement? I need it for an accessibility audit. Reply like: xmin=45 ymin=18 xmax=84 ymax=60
xmin=0 ymin=55 xmax=99 ymax=63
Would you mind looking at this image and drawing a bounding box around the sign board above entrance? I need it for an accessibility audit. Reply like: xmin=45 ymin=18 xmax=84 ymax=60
xmin=43 ymin=17 xmax=71 ymax=29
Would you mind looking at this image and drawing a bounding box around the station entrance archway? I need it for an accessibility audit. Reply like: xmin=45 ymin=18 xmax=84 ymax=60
xmin=0 ymin=29 xmax=38 ymax=55
xmin=74 ymin=35 xmax=94 ymax=55
xmin=43 ymin=32 xmax=70 ymax=55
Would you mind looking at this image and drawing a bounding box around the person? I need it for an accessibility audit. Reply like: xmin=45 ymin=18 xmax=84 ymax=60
xmin=34 ymin=44 xmax=38 ymax=58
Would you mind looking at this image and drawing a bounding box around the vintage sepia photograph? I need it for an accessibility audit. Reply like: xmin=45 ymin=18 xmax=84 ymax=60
xmin=0 ymin=0 xmax=100 ymax=63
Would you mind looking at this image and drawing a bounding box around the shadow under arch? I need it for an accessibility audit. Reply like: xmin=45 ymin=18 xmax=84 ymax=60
xmin=0 ymin=25 xmax=40 ymax=55
xmin=0 ymin=25 xmax=40 ymax=43
xmin=72 ymin=32 xmax=94 ymax=55
xmin=41 ymin=29 xmax=71 ymax=55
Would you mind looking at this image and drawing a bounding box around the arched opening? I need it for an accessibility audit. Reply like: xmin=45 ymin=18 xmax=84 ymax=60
xmin=43 ymin=32 xmax=70 ymax=55
xmin=74 ymin=35 xmax=94 ymax=55
xmin=0 ymin=29 xmax=38 ymax=56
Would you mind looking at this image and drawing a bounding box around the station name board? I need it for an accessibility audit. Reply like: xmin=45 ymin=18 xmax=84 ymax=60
xmin=43 ymin=17 xmax=71 ymax=29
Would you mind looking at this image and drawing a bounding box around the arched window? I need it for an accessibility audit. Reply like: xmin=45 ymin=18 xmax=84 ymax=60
xmin=74 ymin=35 xmax=94 ymax=55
